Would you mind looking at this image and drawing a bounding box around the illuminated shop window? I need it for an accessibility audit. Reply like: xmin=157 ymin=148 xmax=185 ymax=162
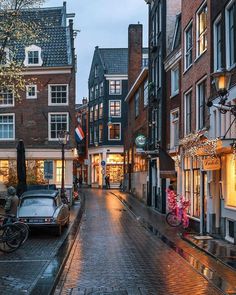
xmin=226 ymin=154 xmax=236 ymax=207
xmin=0 ymin=160 xmax=8 ymax=182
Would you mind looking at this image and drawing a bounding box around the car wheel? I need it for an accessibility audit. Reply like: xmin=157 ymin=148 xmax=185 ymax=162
xmin=57 ymin=225 xmax=62 ymax=236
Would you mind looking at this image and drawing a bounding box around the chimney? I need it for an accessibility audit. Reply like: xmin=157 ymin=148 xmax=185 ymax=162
xmin=128 ymin=24 xmax=143 ymax=90
xmin=82 ymin=97 xmax=88 ymax=105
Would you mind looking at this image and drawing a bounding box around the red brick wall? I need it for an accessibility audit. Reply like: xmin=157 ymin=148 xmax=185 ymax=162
xmin=181 ymin=0 xmax=211 ymax=135
xmin=0 ymin=70 xmax=76 ymax=149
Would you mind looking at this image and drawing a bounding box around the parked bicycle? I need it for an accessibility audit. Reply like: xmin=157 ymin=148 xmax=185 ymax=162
xmin=0 ymin=213 xmax=29 ymax=253
xmin=165 ymin=189 xmax=190 ymax=228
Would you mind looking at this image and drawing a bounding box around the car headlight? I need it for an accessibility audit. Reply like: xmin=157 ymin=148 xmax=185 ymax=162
xmin=44 ymin=218 xmax=53 ymax=223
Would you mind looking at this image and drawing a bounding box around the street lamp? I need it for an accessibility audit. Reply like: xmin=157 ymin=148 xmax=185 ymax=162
xmin=58 ymin=130 xmax=69 ymax=202
xmin=207 ymin=68 xmax=236 ymax=116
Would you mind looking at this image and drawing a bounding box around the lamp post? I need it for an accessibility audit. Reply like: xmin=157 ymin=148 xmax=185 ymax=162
xmin=58 ymin=130 xmax=69 ymax=202
xmin=207 ymin=68 xmax=235 ymax=117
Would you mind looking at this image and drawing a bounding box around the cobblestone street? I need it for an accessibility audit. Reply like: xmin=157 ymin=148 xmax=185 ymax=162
xmin=54 ymin=189 xmax=222 ymax=295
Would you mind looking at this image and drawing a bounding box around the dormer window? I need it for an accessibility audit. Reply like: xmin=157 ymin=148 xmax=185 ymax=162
xmin=24 ymin=45 xmax=43 ymax=67
xmin=0 ymin=48 xmax=10 ymax=66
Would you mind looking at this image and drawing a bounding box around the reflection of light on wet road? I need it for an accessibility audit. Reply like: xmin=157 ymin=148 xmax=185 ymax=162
xmin=55 ymin=189 xmax=222 ymax=295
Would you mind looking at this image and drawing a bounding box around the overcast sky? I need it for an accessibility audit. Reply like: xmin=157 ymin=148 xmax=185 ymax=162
xmin=44 ymin=0 xmax=148 ymax=103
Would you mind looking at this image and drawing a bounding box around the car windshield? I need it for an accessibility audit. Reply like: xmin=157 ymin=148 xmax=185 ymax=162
xmin=21 ymin=197 xmax=54 ymax=207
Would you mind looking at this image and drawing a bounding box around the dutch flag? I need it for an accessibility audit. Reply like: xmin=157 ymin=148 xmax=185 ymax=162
xmin=75 ymin=125 xmax=85 ymax=142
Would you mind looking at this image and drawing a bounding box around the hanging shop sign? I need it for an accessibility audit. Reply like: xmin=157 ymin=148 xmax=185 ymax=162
xmin=202 ymin=157 xmax=221 ymax=171
xmin=135 ymin=135 xmax=147 ymax=148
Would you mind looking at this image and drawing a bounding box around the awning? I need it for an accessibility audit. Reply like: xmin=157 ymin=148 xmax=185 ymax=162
xmin=159 ymin=148 xmax=176 ymax=179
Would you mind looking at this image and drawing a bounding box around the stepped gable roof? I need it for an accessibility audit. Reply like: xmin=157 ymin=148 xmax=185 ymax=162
xmin=2 ymin=5 xmax=72 ymax=67
xmin=98 ymin=48 xmax=128 ymax=75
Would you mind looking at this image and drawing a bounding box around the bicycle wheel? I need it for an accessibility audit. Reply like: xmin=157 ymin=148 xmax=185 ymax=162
xmin=13 ymin=222 xmax=29 ymax=245
xmin=166 ymin=212 xmax=182 ymax=227
xmin=0 ymin=224 xmax=22 ymax=252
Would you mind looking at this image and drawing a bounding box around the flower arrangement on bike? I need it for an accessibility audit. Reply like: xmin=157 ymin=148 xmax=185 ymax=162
xmin=166 ymin=188 xmax=190 ymax=228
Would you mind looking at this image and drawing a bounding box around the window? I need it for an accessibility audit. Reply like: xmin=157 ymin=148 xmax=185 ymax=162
xmin=94 ymin=104 xmax=98 ymax=121
xmin=109 ymin=80 xmax=121 ymax=95
xmin=0 ymin=48 xmax=10 ymax=66
xmin=24 ymin=45 xmax=43 ymax=66
xmin=171 ymin=66 xmax=179 ymax=97
xmin=56 ymin=160 xmax=65 ymax=183
xmin=49 ymin=113 xmax=68 ymax=140
xmin=0 ymin=87 xmax=13 ymax=106
xmin=95 ymin=85 xmax=99 ymax=99
xmin=214 ymin=16 xmax=222 ymax=71
xmin=185 ymin=23 xmax=193 ymax=69
xmin=196 ymin=79 xmax=206 ymax=130
xmin=0 ymin=160 xmax=9 ymax=182
xmin=197 ymin=4 xmax=207 ymax=56
xmin=226 ymin=154 xmax=236 ymax=207
xmin=142 ymin=55 xmax=149 ymax=68
xmin=0 ymin=114 xmax=15 ymax=140
xmin=94 ymin=125 xmax=98 ymax=143
xmin=90 ymin=106 xmax=94 ymax=122
xmin=49 ymin=85 xmax=68 ymax=105
xmin=184 ymin=90 xmax=192 ymax=135
xmin=109 ymin=100 xmax=121 ymax=117
xmin=144 ymin=79 xmax=148 ymax=107
xmin=99 ymin=102 xmax=103 ymax=119
xmin=90 ymin=87 xmax=94 ymax=101
xmin=99 ymin=82 xmax=104 ymax=96
xmin=193 ymin=168 xmax=200 ymax=218
xmin=170 ymin=109 xmax=179 ymax=148
xmin=99 ymin=124 xmax=103 ymax=143
xmin=156 ymin=49 xmax=161 ymax=88
xmin=226 ymin=1 xmax=236 ymax=68
xmin=95 ymin=65 xmax=98 ymax=77
xmin=89 ymin=127 xmax=93 ymax=144
xmin=108 ymin=123 xmax=121 ymax=140
xmin=26 ymin=85 xmax=37 ymax=99
xmin=135 ymin=91 xmax=139 ymax=117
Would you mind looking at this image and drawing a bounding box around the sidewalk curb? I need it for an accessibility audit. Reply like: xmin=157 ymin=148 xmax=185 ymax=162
xmin=181 ymin=233 xmax=236 ymax=273
xmin=29 ymin=194 xmax=85 ymax=295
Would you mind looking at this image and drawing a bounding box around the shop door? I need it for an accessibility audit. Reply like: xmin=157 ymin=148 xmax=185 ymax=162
xmin=106 ymin=165 xmax=123 ymax=184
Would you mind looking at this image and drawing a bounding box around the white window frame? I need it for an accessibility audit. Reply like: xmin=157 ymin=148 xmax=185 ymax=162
xmin=99 ymin=82 xmax=104 ymax=97
xmin=225 ymin=0 xmax=236 ymax=69
xmin=108 ymin=123 xmax=121 ymax=141
xmin=196 ymin=76 xmax=207 ymax=131
xmin=90 ymin=87 xmax=94 ymax=101
xmin=0 ymin=86 xmax=14 ymax=107
xmin=196 ymin=1 xmax=208 ymax=57
xmin=48 ymin=84 xmax=69 ymax=106
xmin=24 ymin=45 xmax=43 ymax=67
xmin=184 ymin=89 xmax=192 ymax=135
xmin=0 ymin=48 xmax=10 ymax=66
xmin=109 ymin=80 xmax=122 ymax=95
xmin=26 ymin=85 xmax=37 ymax=99
xmin=213 ymin=15 xmax=222 ymax=71
xmin=48 ymin=112 xmax=69 ymax=141
xmin=170 ymin=108 xmax=179 ymax=149
xmin=0 ymin=113 xmax=15 ymax=141
xmin=109 ymin=100 xmax=121 ymax=118
xmin=184 ymin=21 xmax=193 ymax=71
xmin=171 ymin=66 xmax=179 ymax=97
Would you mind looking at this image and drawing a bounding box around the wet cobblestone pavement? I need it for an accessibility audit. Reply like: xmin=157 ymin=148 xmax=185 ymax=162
xmin=55 ymin=189 xmax=222 ymax=295
xmin=0 ymin=200 xmax=81 ymax=295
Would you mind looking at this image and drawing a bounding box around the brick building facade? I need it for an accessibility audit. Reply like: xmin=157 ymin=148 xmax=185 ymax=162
xmin=0 ymin=3 xmax=76 ymax=199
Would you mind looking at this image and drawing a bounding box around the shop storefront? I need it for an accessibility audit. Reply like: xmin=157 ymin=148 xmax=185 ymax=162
xmin=88 ymin=146 xmax=124 ymax=188
xmin=106 ymin=153 xmax=123 ymax=185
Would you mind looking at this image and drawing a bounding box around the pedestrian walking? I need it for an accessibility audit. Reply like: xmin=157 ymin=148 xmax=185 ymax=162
xmin=105 ymin=174 xmax=110 ymax=189
xmin=3 ymin=186 xmax=19 ymax=224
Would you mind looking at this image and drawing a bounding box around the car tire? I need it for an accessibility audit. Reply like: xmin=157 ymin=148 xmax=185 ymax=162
xmin=57 ymin=225 xmax=62 ymax=236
